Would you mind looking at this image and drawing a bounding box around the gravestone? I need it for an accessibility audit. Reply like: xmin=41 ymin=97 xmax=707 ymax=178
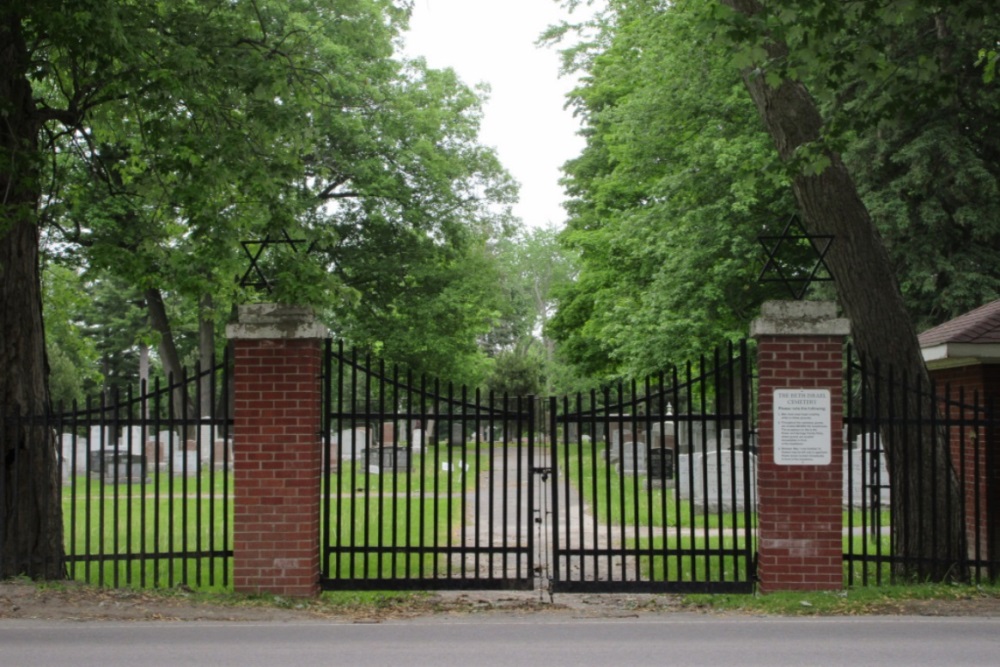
xmin=449 ymin=423 xmax=465 ymax=447
xmin=61 ymin=433 xmax=87 ymax=475
xmin=411 ymin=429 xmax=424 ymax=452
xmin=647 ymin=446 xmax=675 ymax=489
xmin=171 ymin=450 xmax=199 ymax=476
xmin=361 ymin=446 xmax=410 ymax=472
xmin=337 ymin=427 xmax=370 ymax=460
xmin=678 ymin=451 xmax=757 ymax=512
xmin=120 ymin=425 xmax=146 ymax=455
xmin=381 ymin=422 xmax=396 ymax=446
xmin=618 ymin=440 xmax=647 ymax=476
xmin=89 ymin=425 xmax=113 ymax=451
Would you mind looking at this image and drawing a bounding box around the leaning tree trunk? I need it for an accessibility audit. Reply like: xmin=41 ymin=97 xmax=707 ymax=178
xmin=145 ymin=288 xmax=195 ymax=436
xmin=721 ymin=0 xmax=968 ymax=581
xmin=0 ymin=8 xmax=65 ymax=579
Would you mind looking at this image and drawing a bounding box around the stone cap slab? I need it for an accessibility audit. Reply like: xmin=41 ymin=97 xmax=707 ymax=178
xmin=226 ymin=303 xmax=329 ymax=340
xmin=750 ymin=300 xmax=851 ymax=338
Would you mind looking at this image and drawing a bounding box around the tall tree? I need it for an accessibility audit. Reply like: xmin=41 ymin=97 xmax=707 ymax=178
xmin=548 ymin=0 xmax=792 ymax=379
xmin=2 ymin=0 xmax=515 ymax=579
xmin=714 ymin=0 xmax=970 ymax=579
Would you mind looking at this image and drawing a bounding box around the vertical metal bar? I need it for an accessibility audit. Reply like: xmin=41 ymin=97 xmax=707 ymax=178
xmin=195 ymin=360 xmax=204 ymax=587
xmin=125 ymin=383 xmax=135 ymax=587
xmin=321 ymin=339 xmax=332 ymax=583
xmin=473 ymin=386 xmax=482 ymax=581
xmin=487 ymin=390 xmax=496 ymax=581
xmin=643 ymin=377 xmax=654 ymax=583
xmin=845 ymin=345 xmax=856 ymax=586
xmin=739 ymin=339 xmax=754 ymax=585
xmin=221 ymin=346 xmax=232 ymax=588
xmin=460 ymin=385 xmax=469 ymax=581
xmin=94 ymin=391 xmax=104 ymax=586
xmin=587 ymin=390 xmax=599 ymax=582
xmin=963 ymin=386 xmax=976 ymax=583
xmin=333 ymin=341 xmax=345 ymax=581
xmin=68 ymin=402 xmax=79 ymax=582
xmin=713 ymin=348 xmax=724 ymax=582
xmin=403 ymin=367 xmax=413 ymax=583
xmin=672 ymin=367 xmax=683 ymax=583
xmin=152 ymin=378 xmax=163 ymax=588
xmin=501 ymin=393 xmax=510 ymax=580
xmin=207 ymin=356 xmax=217 ymax=588
xmin=685 ymin=360 xmax=697 ymax=582
xmin=376 ymin=358 xmax=386 ymax=579
xmin=602 ymin=386 xmax=613 ymax=581
xmin=547 ymin=396 xmax=557 ymax=588
xmin=572 ymin=393 xmax=586 ymax=584
xmin=418 ymin=373 xmax=428 ymax=581
xmin=112 ymin=387 xmax=122 ymax=588
xmin=627 ymin=379 xmax=639 ymax=584
xmin=362 ymin=352 xmax=373 ymax=580
xmin=347 ymin=346 xmax=358 ymax=580
xmin=390 ymin=363 xmax=400 ymax=580
xmin=432 ymin=378 xmax=441 ymax=582
xmin=528 ymin=396 xmax=536 ymax=579
xmin=445 ymin=382 xmax=456 ymax=579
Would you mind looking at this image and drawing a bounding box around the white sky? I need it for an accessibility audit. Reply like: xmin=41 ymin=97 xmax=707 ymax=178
xmin=402 ymin=0 xmax=590 ymax=230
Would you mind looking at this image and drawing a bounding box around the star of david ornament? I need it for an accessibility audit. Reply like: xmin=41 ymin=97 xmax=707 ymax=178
xmin=238 ymin=231 xmax=311 ymax=293
xmin=757 ymin=215 xmax=834 ymax=300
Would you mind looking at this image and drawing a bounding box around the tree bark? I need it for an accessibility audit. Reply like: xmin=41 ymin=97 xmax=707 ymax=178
xmin=198 ymin=293 xmax=215 ymax=418
xmin=0 ymin=7 xmax=65 ymax=579
xmin=721 ymin=0 xmax=968 ymax=580
xmin=145 ymin=288 xmax=194 ymax=430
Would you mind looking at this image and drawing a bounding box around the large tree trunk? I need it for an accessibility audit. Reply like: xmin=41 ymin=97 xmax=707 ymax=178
xmin=198 ymin=293 xmax=215 ymax=417
xmin=0 ymin=7 xmax=65 ymax=579
xmin=721 ymin=0 xmax=968 ymax=580
xmin=145 ymin=288 xmax=194 ymax=430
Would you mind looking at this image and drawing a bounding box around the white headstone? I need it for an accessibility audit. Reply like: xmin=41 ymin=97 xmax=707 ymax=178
xmin=338 ymin=427 xmax=369 ymax=460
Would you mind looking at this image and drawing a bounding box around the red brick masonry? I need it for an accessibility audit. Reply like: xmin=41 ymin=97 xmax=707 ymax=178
xmin=752 ymin=301 xmax=849 ymax=593
xmin=232 ymin=338 xmax=322 ymax=597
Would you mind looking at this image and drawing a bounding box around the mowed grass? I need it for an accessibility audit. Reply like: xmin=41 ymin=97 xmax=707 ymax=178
xmin=61 ymin=445 xmax=493 ymax=589
xmin=322 ymin=443 xmax=495 ymax=581
xmin=558 ymin=442 xmax=755 ymax=529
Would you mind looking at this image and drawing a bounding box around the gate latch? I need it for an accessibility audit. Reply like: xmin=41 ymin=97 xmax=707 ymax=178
xmin=532 ymin=466 xmax=552 ymax=482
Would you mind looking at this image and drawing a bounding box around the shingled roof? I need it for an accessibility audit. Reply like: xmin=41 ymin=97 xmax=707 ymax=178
xmin=919 ymin=300 xmax=1000 ymax=348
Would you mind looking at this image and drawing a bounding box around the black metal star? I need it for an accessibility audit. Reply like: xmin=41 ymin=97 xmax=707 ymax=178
xmin=757 ymin=215 xmax=834 ymax=300
xmin=238 ymin=231 xmax=311 ymax=293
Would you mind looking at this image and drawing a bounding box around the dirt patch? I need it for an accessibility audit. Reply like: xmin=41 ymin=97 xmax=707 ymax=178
xmin=2 ymin=581 xmax=999 ymax=622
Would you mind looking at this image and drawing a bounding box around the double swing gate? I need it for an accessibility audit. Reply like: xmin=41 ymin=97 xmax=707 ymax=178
xmin=320 ymin=340 xmax=757 ymax=593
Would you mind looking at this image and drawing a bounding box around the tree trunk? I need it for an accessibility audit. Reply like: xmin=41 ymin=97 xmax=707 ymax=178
xmin=721 ymin=0 xmax=968 ymax=580
xmin=198 ymin=293 xmax=215 ymax=418
xmin=145 ymin=288 xmax=194 ymax=430
xmin=0 ymin=8 xmax=65 ymax=579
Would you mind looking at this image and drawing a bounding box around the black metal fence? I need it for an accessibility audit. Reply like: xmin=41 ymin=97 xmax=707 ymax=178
xmin=843 ymin=349 xmax=1000 ymax=585
xmin=548 ymin=341 xmax=757 ymax=593
xmin=6 ymin=358 xmax=235 ymax=589
xmin=320 ymin=341 xmax=536 ymax=590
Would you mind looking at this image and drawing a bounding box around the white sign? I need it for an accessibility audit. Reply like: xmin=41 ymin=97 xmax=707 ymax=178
xmin=774 ymin=389 xmax=831 ymax=465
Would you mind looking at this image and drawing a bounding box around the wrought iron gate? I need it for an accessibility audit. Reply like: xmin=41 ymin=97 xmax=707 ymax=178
xmin=320 ymin=341 xmax=536 ymax=590
xmin=546 ymin=341 xmax=757 ymax=593
xmin=320 ymin=340 xmax=756 ymax=593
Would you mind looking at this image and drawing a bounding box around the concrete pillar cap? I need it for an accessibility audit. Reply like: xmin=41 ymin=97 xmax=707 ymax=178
xmin=751 ymin=300 xmax=851 ymax=338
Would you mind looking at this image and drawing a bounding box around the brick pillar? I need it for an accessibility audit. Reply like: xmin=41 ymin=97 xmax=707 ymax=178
xmin=751 ymin=301 xmax=850 ymax=592
xmin=226 ymin=304 xmax=328 ymax=597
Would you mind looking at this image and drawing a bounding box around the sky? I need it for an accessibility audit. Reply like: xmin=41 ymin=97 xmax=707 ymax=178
xmin=402 ymin=0 xmax=591 ymax=230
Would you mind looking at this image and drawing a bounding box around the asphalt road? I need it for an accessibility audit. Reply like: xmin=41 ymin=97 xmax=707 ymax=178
xmin=2 ymin=615 xmax=999 ymax=667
